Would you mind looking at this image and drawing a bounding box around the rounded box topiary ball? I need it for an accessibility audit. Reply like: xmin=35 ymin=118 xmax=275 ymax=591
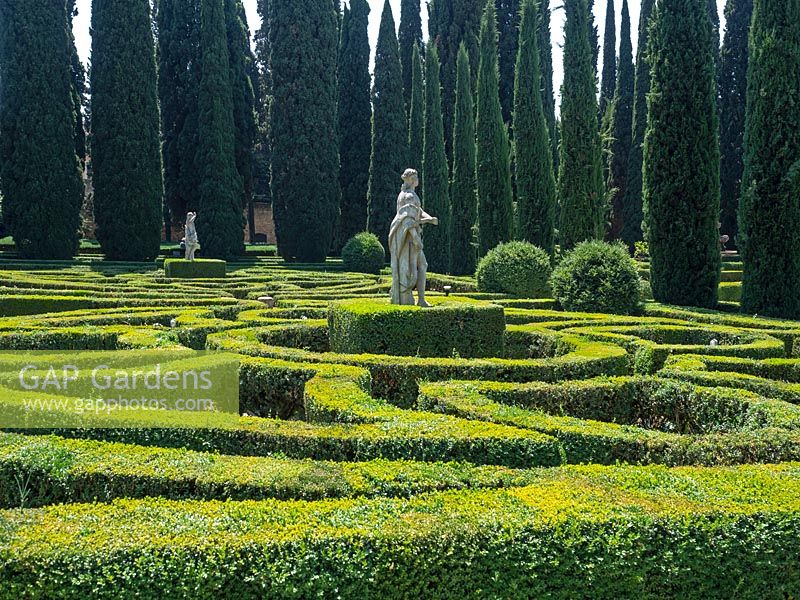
xmin=341 ymin=233 xmax=386 ymax=275
xmin=550 ymin=240 xmax=642 ymax=315
xmin=476 ymin=241 xmax=552 ymax=298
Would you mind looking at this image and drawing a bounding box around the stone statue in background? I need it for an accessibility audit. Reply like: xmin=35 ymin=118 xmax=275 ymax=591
xmin=389 ymin=169 xmax=438 ymax=307
xmin=184 ymin=212 xmax=199 ymax=261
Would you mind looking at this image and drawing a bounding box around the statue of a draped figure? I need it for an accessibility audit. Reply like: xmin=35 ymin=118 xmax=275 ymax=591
xmin=184 ymin=212 xmax=199 ymax=261
xmin=389 ymin=169 xmax=438 ymax=306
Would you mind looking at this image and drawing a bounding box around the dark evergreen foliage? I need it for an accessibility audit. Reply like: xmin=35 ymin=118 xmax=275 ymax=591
xmin=91 ymin=0 xmax=164 ymax=261
xmin=157 ymin=0 xmax=201 ymax=232
xmin=408 ymin=43 xmax=425 ymax=178
xmin=558 ymin=0 xmax=605 ymax=250
xmin=399 ymin=0 xmax=423 ymax=110
xmin=252 ymin=0 xmax=272 ymax=209
xmin=643 ymin=0 xmax=721 ymax=308
xmin=67 ymin=0 xmax=87 ymax=168
xmin=367 ymin=0 xmax=406 ymax=253
xmin=476 ymin=2 xmax=514 ymax=256
xmin=225 ymin=0 xmax=257 ymax=248
xmin=496 ymin=0 xmax=520 ymax=128
xmin=195 ymin=0 xmax=244 ymax=259
xmin=422 ymin=42 xmax=451 ymax=272
xmin=606 ymin=0 xmax=634 ymax=241
xmin=270 ymin=0 xmax=340 ymax=261
xmin=514 ymin=0 xmax=556 ymax=255
xmin=427 ymin=0 xmax=486 ymax=158
xmin=620 ymin=0 xmax=655 ymax=248
xmin=450 ymin=44 xmax=478 ymax=276
xmin=598 ymin=0 xmax=616 ymax=122
xmin=336 ymin=0 xmax=372 ymax=250
xmin=0 ymin=0 xmax=83 ymax=259
xmin=739 ymin=0 xmax=800 ymax=318
xmin=538 ymin=0 xmax=558 ymax=172
xmin=718 ymin=0 xmax=753 ymax=246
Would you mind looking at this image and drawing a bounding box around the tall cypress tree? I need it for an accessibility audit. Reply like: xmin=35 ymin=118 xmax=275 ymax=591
xmin=588 ymin=0 xmax=600 ymax=78
xmin=253 ymin=0 xmax=272 ymax=211
xmin=91 ymin=0 xmax=164 ymax=261
xmin=271 ymin=0 xmax=340 ymax=261
xmin=598 ymin=0 xmax=616 ymax=122
xmin=450 ymin=44 xmax=478 ymax=275
xmin=514 ymin=0 xmax=556 ymax=254
xmin=336 ymin=0 xmax=372 ymax=247
xmin=476 ymin=1 xmax=514 ymax=255
xmin=620 ymin=0 xmax=655 ymax=248
xmin=643 ymin=0 xmax=721 ymax=308
xmin=606 ymin=0 xmax=634 ymax=241
xmin=739 ymin=0 xmax=800 ymax=318
xmin=399 ymin=0 xmax=423 ymax=110
xmin=422 ymin=42 xmax=450 ymax=272
xmin=194 ymin=0 xmax=244 ymax=259
xmin=558 ymin=0 xmax=605 ymax=249
xmin=428 ymin=0 xmax=486 ymax=158
xmin=538 ymin=0 xmax=558 ymax=172
xmin=0 ymin=0 xmax=83 ymax=259
xmin=496 ymin=0 xmax=521 ymax=128
xmin=225 ymin=0 xmax=257 ymax=246
xmin=708 ymin=0 xmax=721 ymax=67
xmin=157 ymin=0 xmax=201 ymax=236
xmin=368 ymin=0 xmax=406 ymax=253
xmin=718 ymin=0 xmax=753 ymax=246
xmin=408 ymin=43 xmax=425 ymax=177
xmin=67 ymin=0 xmax=87 ymax=169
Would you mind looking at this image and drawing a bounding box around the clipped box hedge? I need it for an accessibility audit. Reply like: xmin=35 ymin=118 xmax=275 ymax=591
xmin=3 ymin=464 xmax=800 ymax=598
xmin=164 ymin=259 xmax=226 ymax=279
xmin=328 ymin=299 xmax=505 ymax=358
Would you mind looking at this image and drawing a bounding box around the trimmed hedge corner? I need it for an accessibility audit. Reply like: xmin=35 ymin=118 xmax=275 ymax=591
xmin=164 ymin=259 xmax=226 ymax=279
xmin=328 ymin=299 xmax=506 ymax=358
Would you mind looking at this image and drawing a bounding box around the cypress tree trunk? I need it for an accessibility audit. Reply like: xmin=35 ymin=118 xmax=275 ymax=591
xmin=598 ymin=0 xmax=616 ymax=122
xmin=195 ymin=0 xmax=245 ymax=259
xmin=476 ymin=1 xmax=514 ymax=256
xmin=719 ymin=0 xmax=753 ymax=248
xmin=620 ymin=0 xmax=655 ymax=249
xmin=514 ymin=0 xmax=556 ymax=255
xmin=0 ymin=0 xmax=83 ymax=259
xmin=408 ymin=43 xmax=425 ymax=179
xmin=644 ymin=0 xmax=721 ymax=308
xmin=336 ymin=0 xmax=372 ymax=249
xmin=270 ymin=0 xmax=340 ymax=261
xmin=739 ymin=0 xmax=800 ymax=318
xmin=157 ymin=0 xmax=201 ymax=231
xmin=450 ymin=44 xmax=478 ymax=275
xmin=496 ymin=0 xmax=520 ymax=129
xmin=91 ymin=0 xmax=164 ymax=261
xmin=538 ymin=1 xmax=558 ymax=173
xmin=225 ymin=0 xmax=257 ymax=246
xmin=422 ymin=42 xmax=451 ymax=272
xmin=399 ymin=0 xmax=423 ymax=110
xmin=558 ymin=0 xmax=605 ymax=250
xmin=367 ymin=0 xmax=406 ymax=254
xmin=606 ymin=0 xmax=634 ymax=241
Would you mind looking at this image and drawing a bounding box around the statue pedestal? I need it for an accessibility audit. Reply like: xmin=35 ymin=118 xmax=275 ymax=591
xmin=328 ymin=299 xmax=505 ymax=358
xmin=164 ymin=259 xmax=226 ymax=279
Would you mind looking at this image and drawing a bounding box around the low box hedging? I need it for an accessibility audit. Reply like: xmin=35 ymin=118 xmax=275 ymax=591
xmin=3 ymin=464 xmax=800 ymax=598
xmin=0 ymin=433 xmax=547 ymax=508
xmin=164 ymin=259 xmax=226 ymax=279
xmin=328 ymin=299 xmax=506 ymax=358
xmin=208 ymin=327 xmax=630 ymax=407
xmin=418 ymin=379 xmax=800 ymax=466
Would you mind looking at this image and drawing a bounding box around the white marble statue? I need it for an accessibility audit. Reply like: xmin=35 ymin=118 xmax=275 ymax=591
xmin=184 ymin=212 xmax=199 ymax=261
xmin=389 ymin=169 xmax=438 ymax=307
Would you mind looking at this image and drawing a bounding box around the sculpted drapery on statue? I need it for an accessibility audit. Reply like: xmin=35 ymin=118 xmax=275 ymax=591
xmin=184 ymin=212 xmax=199 ymax=261
xmin=389 ymin=169 xmax=438 ymax=306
